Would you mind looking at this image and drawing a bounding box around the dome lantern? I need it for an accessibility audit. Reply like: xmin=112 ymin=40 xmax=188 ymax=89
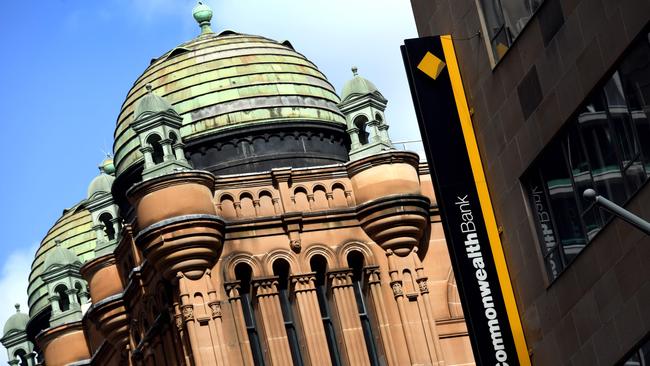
xmin=193 ymin=1 xmax=214 ymax=35
xmin=338 ymin=67 xmax=393 ymax=160
xmin=0 ymin=304 xmax=35 ymax=366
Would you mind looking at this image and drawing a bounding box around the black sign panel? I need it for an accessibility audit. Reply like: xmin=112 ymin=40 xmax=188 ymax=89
xmin=401 ymin=36 xmax=519 ymax=366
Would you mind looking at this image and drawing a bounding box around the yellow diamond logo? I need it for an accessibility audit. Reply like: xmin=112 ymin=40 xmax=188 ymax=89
xmin=417 ymin=51 xmax=446 ymax=80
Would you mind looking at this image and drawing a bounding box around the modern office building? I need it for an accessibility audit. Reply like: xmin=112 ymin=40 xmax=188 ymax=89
xmin=409 ymin=0 xmax=649 ymax=364
xmin=0 ymin=3 xmax=477 ymax=365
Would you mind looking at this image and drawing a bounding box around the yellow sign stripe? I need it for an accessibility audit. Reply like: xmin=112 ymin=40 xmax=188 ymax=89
xmin=440 ymin=35 xmax=531 ymax=366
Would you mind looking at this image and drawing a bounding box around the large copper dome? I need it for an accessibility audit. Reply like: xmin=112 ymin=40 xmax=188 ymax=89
xmin=113 ymin=31 xmax=346 ymax=176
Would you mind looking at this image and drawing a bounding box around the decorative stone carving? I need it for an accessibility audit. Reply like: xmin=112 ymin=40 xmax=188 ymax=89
xmin=391 ymin=281 xmax=403 ymax=297
xmin=181 ymin=306 xmax=194 ymax=322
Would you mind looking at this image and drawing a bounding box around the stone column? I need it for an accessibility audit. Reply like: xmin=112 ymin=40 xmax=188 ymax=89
xmin=139 ymin=146 xmax=154 ymax=169
xmin=387 ymin=251 xmax=417 ymax=363
xmin=364 ymin=266 xmax=398 ymax=365
xmin=413 ymin=251 xmax=445 ymax=366
xmin=92 ymin=224 xmax=105 ymax=243
xmin=328 ymin=269 xmax=370 ymax=366
xmin=366 ymin=120 xmax=380 ymax=143
xmin=347 ymin=127 xmax=361 ymax=150
xmin=325 ymin=192 xmax=334 ymax=208
xmin=204 ymin=270 xmax=227 ymax=366
xmin=225 ymin=281 xmax=255 ymax=365
xmin=378 ymin=124 xmax=390 ymax=144
xmin=252 ymin=277 xmax=293 ymax=366
xmin=291 ymin=273 xmax=331 ymax=366
xmin=110 ymin=217 xmax=121 ymax=239
xmin=173 ymin=142 xmax=188 ymax=163
xmin=178 ymin=273 xmax=204 ymax=366
xmin=160 ymin=138 xmax=175 ymax=161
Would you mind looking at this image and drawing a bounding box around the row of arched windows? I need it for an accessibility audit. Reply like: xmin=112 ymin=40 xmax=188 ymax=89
xmin=217 ymin=182 xmax=350 ymax=219
xmin=233 ymin=251 xmax=380 ymax=366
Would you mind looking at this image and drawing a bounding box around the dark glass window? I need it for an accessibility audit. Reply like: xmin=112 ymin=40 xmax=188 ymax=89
xmin=235 ymin=264 xmax=265 ymax=366
xmin=347 ymin=252 xmax=380 ymax=366
xmin=273 ymin=259 xmax=303 ymax=366
xmin=310 ymin=256 xmax=342 ymax=366
xmin=523 ymin=30 xmax=650 ymax=281
xmin=478 ymin=0 xmax=544 ymax=62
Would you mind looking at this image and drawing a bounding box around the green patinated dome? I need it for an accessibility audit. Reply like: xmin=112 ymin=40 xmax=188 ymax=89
xmin=28 ymin=202 xmax=96 ymax=317
xmin=134 ymin=84 xmax=177 ymax=120
xmin=340 ymin=66 xmax=383 ymax=102
xmin=3 ymin=305 xmax=29 ymax=336
xmin=43 ymin=242 xmax=81 ymax=271
xmin=113 ymin=26 xmax=345 ymax=176
xmin=87 ymin=158 xmax=116 ymax=199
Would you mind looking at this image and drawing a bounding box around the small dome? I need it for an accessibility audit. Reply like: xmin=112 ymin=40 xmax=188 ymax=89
xmin=133 ymin=84 xmax=176 ymax=120
xmin=43 ymin=241 xmax=81 ymax=271
xmin=3 ymin=304 xmax=29 ymax=336
xmin=87 ymin=158 xmax=116 ymax=199
xmin=340 ymin=66 xmax=383 ymax=102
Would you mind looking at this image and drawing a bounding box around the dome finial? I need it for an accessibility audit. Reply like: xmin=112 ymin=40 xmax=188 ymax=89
xmin=14 ymin=304 xmax=20 ymax=313
xmin=145 ymin=83 xmax=153 ymax=93
xmin=351 ymin=66 xmax=358 ymax=76
xmin=193 ymin=1 xmax=214 ymax=35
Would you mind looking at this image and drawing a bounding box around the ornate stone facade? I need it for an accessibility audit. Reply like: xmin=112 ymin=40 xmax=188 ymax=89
xmin=2 ymin=3 xmax=475 ymax=365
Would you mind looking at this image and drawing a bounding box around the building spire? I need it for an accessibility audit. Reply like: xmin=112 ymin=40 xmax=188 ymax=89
xmin=193 ymin=2 xmax=214 ymax=35
xmin=14 ymin=304 xmax=20 ymax=313
xmin=351 ymin=66 xmax=358 ymax=76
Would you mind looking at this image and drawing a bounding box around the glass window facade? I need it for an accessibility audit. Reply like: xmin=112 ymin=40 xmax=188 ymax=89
xmin=523 ymin=30 xmax=650 ymax=281
xmin=478 ymin=0 xmax=544 ymax=62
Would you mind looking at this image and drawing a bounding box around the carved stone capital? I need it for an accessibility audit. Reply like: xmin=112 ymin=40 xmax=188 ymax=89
xmin=181 ymin=305 xmax=194 ymax=321
xmin=290 ymin=273 xmax=316 ymax=293
xmin=390 ymin=281 xmax=404 ymax=298
xmin=328 ymin=269 xmax=353 ymax=289
xmin=208 ymin=301 xmax=222 ymax=318
xmin=252 ymin=277 xmax=279 ymax=297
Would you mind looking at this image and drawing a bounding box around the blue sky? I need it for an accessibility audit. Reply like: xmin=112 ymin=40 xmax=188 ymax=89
xmin=0 ymin=0 xmax=419 ymax=355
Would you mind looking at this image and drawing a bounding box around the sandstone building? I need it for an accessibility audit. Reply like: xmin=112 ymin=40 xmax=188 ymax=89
xmin=409 ymin=0 xmax=650 ymax=364
xmin=1 ymin=3 xmax=475 ymax=365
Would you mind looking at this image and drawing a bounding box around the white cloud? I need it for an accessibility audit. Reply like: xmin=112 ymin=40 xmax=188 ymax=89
xmin=0 ymin=245 xmax=37 ymax=363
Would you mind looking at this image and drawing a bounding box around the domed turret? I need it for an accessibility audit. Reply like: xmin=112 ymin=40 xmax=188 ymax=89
xmin=338 ymin=67 xmax=392 ymax=160
xmin=3 ymin=305 xmax=29 ymax=336
xmin=87 ymin=158 xmax=116 ymax=199
xmin=43 ymin=241 xmax=82 ymax=271
xmin=340 ymin=66 xmax=383 ymax=102
xmin=133 ymin=84 xmax=176 ymax=120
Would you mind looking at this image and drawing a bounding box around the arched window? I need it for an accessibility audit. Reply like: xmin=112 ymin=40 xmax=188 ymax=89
xmin=147 ymin=134 xmax=164 ymax=164
xmin=55 ymin=284 xmax=70 ymax=312
xmin=99 ymin=212 xmax=115 ymax=241
xmin=375 ymin=113 xmax=383 ymax=123
xmin=169 ymin=132 xmax=178 ymax=146
xmin=310 ymin=255 xmax=342 ymax=366
xmin=14 ymin=349 xmax=27 ymax=366
xmin=354 ymin=115 xmax=370 ymax=145
xmin=272 ymin=259 xmax=303 ymax=366
xmin=235 ymin=263 xmax=265 ymax=366
xmin=347 ymin=251 xmax=380 ymax=365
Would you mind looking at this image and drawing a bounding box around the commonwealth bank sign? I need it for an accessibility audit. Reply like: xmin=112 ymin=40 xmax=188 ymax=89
xmin=401 ymin=36 xmax=531 ymax=366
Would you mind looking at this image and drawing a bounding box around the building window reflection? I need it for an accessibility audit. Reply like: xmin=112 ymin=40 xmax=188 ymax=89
xmin=478 ymin=0 xmax=544 ymax=63
xmin=523 ymin=31 xmax=650 ymax=281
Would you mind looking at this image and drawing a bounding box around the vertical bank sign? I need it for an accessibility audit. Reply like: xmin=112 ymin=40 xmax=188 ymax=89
xmin=401 ymin=36 xmax=530 ymax=366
